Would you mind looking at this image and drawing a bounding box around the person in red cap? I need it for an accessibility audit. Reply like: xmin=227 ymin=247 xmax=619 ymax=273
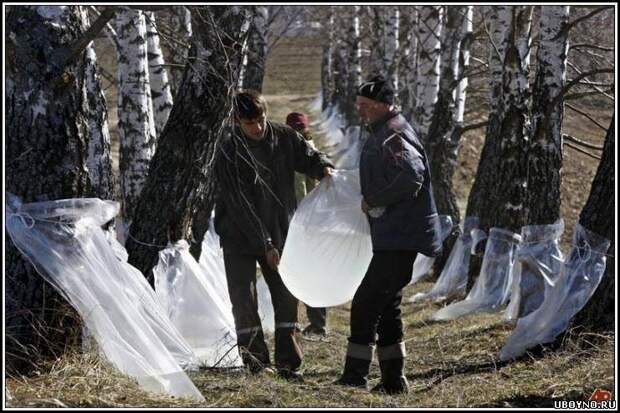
xmin=286 ymin=111 xmax=329 ymax=338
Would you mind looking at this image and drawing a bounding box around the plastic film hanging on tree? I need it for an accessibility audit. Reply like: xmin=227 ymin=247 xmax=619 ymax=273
xmin=504 ymin=219 xmax=565 ymax=322
xmin=5 ymin=195 xmax=204 ymax=401
xmin=432 ymin=227 xmax=521 ymax=321
xmin=410 ymin=215 xmax=455 ymax=285
xmin=153 ymin=240 xmax=243 ymax=368
xmin=409 ymin=216 xmax=486 ymax=304
xmin=279 ymin=169 xmax=373 ymax=307
xmin=499 ymin=223 xmax=610 ymax=361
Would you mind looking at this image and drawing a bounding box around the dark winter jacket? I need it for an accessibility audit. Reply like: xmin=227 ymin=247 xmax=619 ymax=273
xmin=359 ymin=111 xmax=442 ymax=256
xmin=214 ymin=121 xmax=333 ymax=255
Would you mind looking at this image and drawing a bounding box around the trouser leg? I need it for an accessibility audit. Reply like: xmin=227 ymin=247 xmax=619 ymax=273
xmin=343 ymin=250 xmax=416 ymax=390
xmin=305 ymin=305 xmax=327 ymax=330
xmin=258 ymin=257 xmax=303 ymax=372
xmin=223 ymin=251 xmax=270 ymax=372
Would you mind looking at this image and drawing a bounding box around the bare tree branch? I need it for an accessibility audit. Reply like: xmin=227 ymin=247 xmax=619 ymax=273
xmin=565 ymin=6 xmax=613 ymax=32
xmin=564 ymin=141 xmax=601 ymax=160
xmin=569 ymin=43 xmax=614 ymax=52
xmin=560 ymin=68 xmax=614 ymax=99
xmin=461 ymin=120 xmax=489 ymax=135
xmin=563 ymin=134 xmax=604 ymax=150
xmin=565 ymin=103 xmax=610 ymax=131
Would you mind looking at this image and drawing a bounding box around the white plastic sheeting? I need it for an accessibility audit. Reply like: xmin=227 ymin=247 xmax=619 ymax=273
xmin=102 ymin=231 xmax=199 ymax=370
xmin=333 ymin=126 xmax=363 ymax=170
xmin=153 ymin=240 xmax=243 ymax=368
xmin=199 ymin=221 xmax=235 ymax=319
xmin=309 ymin=93 xmax=323 ymax=114
xmin=410 ymin=215 xmax=455 ymax=285
xmin=257 ymin=274 xmax=275 ymax=334
xmin=409 ymin=217 xmax=485 ymax=303
xmin=280 ymin=169 xmax=373 ymax=307
xmin=5 ymin=196 xmax=205 ymax=401
xmin=504 ymin=220 xmax=565 ymax=322
xmin=432 ymin=227 xmax=521 ymax=321
xmin=499 ymin=224 xmax=610 ymax=361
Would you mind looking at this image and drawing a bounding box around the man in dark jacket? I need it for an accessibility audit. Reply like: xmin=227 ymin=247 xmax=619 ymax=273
xmin=336 ymin=76 xmax=442 ymax=394
xmin=214 ymin=91 xmax=333 ymax=381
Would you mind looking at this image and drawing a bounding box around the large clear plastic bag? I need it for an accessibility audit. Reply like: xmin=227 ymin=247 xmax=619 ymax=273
xmin=102 ymin=230 xmax=200 ymax=370
xmin=504 ymin=220 xmax=565 ymax=322
xmin=499 ymin=224 xmax=610 ymax=360
xmin=153 ymin=240 xmax=243 ymax=368
xmin=333 ymin=126 xmax=363 ymax=170
xmin=280 ymin=169 xmax=373 ymax=307
xmin=410 ymin=215 xmax=455 ymax=285
xmin=432 ymin=227 xmax=521 ymax=321
xmin=5 ymin=196 xmax=204 ymax=401
xmin=409 ymin=217 xmax=485 ymax=303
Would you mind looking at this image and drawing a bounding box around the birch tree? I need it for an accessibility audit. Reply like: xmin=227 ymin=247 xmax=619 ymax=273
xmin=145 ymin=11 xmax=174 ymax=137
xmin=240 ymin=6 xmax=268 ymax=92
xmin=126 ymin=6 xmax=251 ymax=280
xmin=342 ymin=5 xmax=362 ymax=125
xmin=6 ymin=5 xmax=103 ymax=371
xmin=384 ymin=6 xmax=400 ymax=92
xmin=526 ymin=6 xmax=570 ymax=225
xmin=414 ymin=6 xmax=443 ymax=140
xmin=320 ymin=7 xmax=335 ymax=111
xmin=399 ymin=6 xmax=418 ymax=119
xmin=167 ymin=6 xmax=192 ymax=96
xmin=571 ymin=116 xmax=615 ymax=333
xmin=425 ymin=6 xmax=473 ymax=274
xmin=84 ymin=43 xmax=115 ymax=200
xmin=113 ymin=8 xmax=157 ymax=230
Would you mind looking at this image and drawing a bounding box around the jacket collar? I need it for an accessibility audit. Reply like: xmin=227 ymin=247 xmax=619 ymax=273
xmin=368 ymin=110 xmax=400 ymax=134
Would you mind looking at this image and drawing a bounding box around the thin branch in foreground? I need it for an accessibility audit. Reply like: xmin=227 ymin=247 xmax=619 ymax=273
xmin=563 ymin=134 xmax=604 ymax=151
xmin=564 ymin=141 xmax=601 ymax=160
xmin=461 ymin=120 xmax=489 ymax=135
xmin=565 ymin=103 xmax=609 ymax=131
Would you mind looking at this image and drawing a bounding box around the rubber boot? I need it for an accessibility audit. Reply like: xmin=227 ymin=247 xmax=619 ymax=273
xmin=335 ymin=341 xmax=374 ymax=389
xmin=371 ymin=343 xmax=409 ymax=395
xmin=335 ymin=356 xmax=372 ymax=389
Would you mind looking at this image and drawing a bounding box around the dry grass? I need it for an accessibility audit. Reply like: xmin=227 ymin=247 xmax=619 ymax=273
xmin=6 ymin=280 xmax=615 ymax=407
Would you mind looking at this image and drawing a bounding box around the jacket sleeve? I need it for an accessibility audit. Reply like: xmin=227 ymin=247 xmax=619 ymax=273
xmin=215 ymin=145 xmax=274 ymax=252
xmin=290 ymin=130 xmax=334 ymax=180
xmin=364 ymin=132 xmax=425 ymax=208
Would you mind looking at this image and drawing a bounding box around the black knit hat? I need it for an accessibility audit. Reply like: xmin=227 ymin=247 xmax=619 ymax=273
xmin=357 ymin=75 xmax=395 ymax=105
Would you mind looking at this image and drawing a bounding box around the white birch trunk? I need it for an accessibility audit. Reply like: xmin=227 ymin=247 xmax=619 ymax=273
xmin=168 ymin=6 xmax=192 ymax=96
xmin=113 ymin=9 xmax=157 ymax=224
xmin=527 ymin=6 xmax=570 ymax=224
xmin=84 ymin=43 xmax=115 ymax=200
xmin=454 ymin=6 xmax=473 ymax=125
xmin=414 ymin=6 xmax=443 ymax=140
xmin=241 ymin=6 xmax=269 ymax=92
xmin=384 ymin=6 xmax=400 ymax=92
xmin=145 ymin=12 xmax=173 ymax=138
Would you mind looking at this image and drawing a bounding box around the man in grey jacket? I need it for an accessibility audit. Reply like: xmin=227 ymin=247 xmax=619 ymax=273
xmin=336 ymin=76 xmax=442 ymax=394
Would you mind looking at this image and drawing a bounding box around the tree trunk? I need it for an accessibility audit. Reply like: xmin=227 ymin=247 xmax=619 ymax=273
xmin=465 ymin=6 xmax=532 ymax=291
xmin=113 ymin=9 xmax=157 ymax=226
xmin=367 ymin=6 xmax=386 ymax=78
xmin=320 ymin=8 xmax=334 ymax=112
xmin=383 ymin=6 xmax=400 ymax=93
xmin=342 ymin=5 xmax=362 ymax=126
xmin=526 ymin=6 xmax=570 ymax=225
xmin=167 ymin=6 xmax=192 ymax=97
xmin=426 ymin=6 xmax=473 ymax=278
xmin=241 ymin=6 xmax=268 ymax=92
xmin=414 ymin=6 xmax=443 ymax=141
xmin=145 ymin=11 xmax=174 ymax=138
xmin=6 ymin=5 xmax=98 ymax=372
xmin=398 ymin=6 xmax=417 ymax=120
xmin=84 ymin=42 xmax=115 ymax=200
xmin=330 ymin=7 xmax=349 ymax=113
xmin=126 ymin=6 xmax=251 ymax=282
xmin=571 ymin=116 xmax=614 ymax=333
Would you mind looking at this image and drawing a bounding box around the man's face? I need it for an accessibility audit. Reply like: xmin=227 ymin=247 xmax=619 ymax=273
xmin=239 ymin=113 xmax=267 ymax=140
xmin=356 ymin=96 xmax=389 ymax=125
